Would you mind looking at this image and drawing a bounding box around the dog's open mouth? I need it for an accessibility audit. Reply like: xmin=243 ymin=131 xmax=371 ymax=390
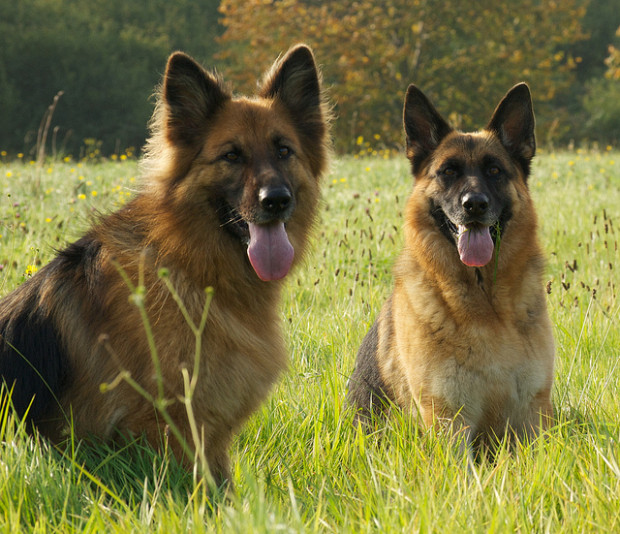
xmin=456 ymin=224 xmax=495 ymax=267
xmin=440 ymin=212 xmax=500 ymax=268
xmin=246 ymin=222 xmax=294 ymax=281
xmin=217 ymin=201 xmax=294 ymax=282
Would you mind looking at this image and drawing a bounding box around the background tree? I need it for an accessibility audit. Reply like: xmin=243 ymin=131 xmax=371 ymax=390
xmin=218 ymin=0 xmax=587 ymax=151
xmin=0 ymin=0 xmax=220 ymax=157
xmin=606 ymin=29 xmax=620 ymax=79
xmin=2 ymin=0 xmax=619 ymax=155
xmin=583 ymin=25 xmax=620 ymax=142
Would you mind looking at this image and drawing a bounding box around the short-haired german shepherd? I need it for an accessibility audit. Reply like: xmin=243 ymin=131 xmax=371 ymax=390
xmin=348 ymin=83 xmax=554 ymax=454
xmin=0 ymin=44 xmax=329 ymax=488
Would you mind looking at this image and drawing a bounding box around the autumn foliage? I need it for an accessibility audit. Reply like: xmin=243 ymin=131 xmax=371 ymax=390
xmin=218 ymin=0 xmax=587 ymax=151
xmin=605 ymin=26 xmax=620 ymax=80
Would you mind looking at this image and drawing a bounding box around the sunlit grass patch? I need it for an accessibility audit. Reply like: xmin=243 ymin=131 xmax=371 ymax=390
xmin=0 ymin=147 xmax=619 ymax=531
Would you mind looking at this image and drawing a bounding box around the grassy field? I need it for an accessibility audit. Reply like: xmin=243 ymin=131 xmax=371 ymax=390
xmin=0 ymin=148 xmax=619 ymax=532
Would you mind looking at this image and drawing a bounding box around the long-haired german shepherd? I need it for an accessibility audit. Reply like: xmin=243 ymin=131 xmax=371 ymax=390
xmin=348 ymin=83 xmax=554 ymax=454
xmin=0 ymin=44 xmax=329 ymax=487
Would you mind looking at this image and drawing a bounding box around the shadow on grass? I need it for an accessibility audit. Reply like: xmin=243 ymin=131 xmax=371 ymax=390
xmin=63 ymin=433 xmax=195 ymax=506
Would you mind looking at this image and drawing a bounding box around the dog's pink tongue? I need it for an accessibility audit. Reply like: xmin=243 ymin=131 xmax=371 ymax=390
xmin=247 ymin=222 xmax=294 ymax=281
xmin=457 ymin=226 xmax=495 ymax=267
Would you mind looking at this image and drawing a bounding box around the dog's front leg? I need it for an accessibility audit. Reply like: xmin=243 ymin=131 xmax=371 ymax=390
xmin=204 ymin=430 xmax=234 ymax=492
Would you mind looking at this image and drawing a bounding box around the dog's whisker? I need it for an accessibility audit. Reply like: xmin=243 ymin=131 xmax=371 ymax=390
xmin=220 ymin=215 xmax=245 ymax=229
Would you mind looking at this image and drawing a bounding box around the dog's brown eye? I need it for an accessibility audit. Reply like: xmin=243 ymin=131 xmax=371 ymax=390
xmin=278 ymin=146 xmax=292 ymax=159
xmin=223 ymin=152 xmax=240 ymax=163
xmin=487 ymin=166 xmax=501 ymax=176
xmin=443 ymin=167 xmax=457 ymax=177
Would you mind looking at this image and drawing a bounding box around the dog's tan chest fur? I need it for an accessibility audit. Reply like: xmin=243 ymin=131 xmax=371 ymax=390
xmin=380 ymin=256 xmax=554 ymax=434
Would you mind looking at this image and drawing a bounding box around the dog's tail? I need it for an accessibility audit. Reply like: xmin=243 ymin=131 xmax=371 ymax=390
xmin=0 ymin=283 xmax=69 ymax=430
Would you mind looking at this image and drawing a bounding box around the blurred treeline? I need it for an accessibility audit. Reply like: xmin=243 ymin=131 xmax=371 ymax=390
xmin=0 ymin=0 xmax=618 ymax=157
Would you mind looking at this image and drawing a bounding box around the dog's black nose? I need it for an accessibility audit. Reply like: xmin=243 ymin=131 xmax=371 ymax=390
xmin=462 ymin=192 xmax=489 ymax=217
xmin=259 ymin=186 xmax=292 ymax=215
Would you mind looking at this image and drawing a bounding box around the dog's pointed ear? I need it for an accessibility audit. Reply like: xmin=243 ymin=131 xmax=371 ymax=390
xmin=163 ymin=52 xmax=230 ymax=146
xmin=260 ymin=44 xmax=328 ymax=176
xmin=403 ymin=85 xmax=452 ymax=171
xmin=487 ymin=83 xmax=536 ymax=174
xmin=260 ymin=44 xmax=325 ymax=137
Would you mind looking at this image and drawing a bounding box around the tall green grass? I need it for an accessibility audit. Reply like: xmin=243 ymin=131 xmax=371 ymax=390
xmin=0 ymin=149 xmax=618 ymax=532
